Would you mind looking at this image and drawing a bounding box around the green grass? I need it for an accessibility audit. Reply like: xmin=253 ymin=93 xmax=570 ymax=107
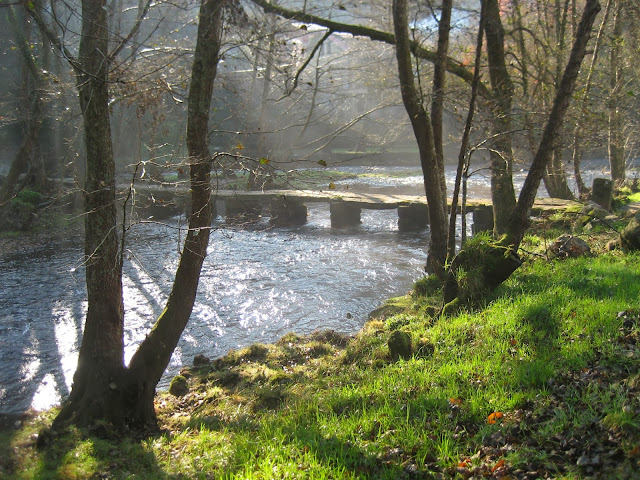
xmin=3 ymin=242 xmax=640 ymax=478
xmin=628 ymin=191 xmax=640 ymax=203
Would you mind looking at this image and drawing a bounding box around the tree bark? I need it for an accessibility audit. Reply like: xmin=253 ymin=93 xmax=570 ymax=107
xmin=55 ymin=0 xmax=126 ymax=427
xmin=608 ymin=0 xmax=625 ymax=184
xmin=484 ymin=0 xmax=517 ymax=235
xmin=431 ymin=0 xmax=452 ymax=202
xmin=125 ymin=0 xmax=223 ymax=426
xmin=392 ymin=0 xmax=448 ymax=275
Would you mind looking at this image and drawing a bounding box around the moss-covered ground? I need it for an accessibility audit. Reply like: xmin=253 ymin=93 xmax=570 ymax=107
xmin=2 ymin=198 xmax=640 ymax=479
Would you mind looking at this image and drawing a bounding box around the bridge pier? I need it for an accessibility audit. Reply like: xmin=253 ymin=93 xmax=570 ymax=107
xmin=397 ymin=202 xmax=429 ymax=231
xmin=472 ymin=204 xmax=494 ymax=234
xmin=330 ymin=201 xmax=361 ymax=228
xmin=225 ymin=197 xmax=262 ymax=222
xmin=269 ymin=197 xmax=307 ymax=226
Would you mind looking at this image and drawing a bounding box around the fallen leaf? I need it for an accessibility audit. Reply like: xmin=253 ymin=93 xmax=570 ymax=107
xmin=491 ymin=459 xmax=505 ymax=472
xmin=487 ymin=412 xmax=504 ymax=424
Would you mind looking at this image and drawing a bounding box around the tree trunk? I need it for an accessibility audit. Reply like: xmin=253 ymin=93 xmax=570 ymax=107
xmin=125 ymin=0 xmax=223 ymax=427
xmin=448 ymin=0 xmax=486 ymax=260
xmin=544 ymin=131 xmax=575 ymax=199
xmin=431 ymin=0 xmax=452 ymax=202
xmin=443 ymin=0 xmax=601 ymax=310
xmin=506 ymin=0 xmax=601 ymax=248
xmin=608 ymin=0 xmax=625 ymax=184
xmin=484 ymin=0 xmax=517 ymax=235
xmin=571 ymin=0 xmax=612 ymax=197
xmin=55 ymin=0 xmax=126 ymax=428
xmin=392 ymin=0 xmax=448 ymax=275
xmin=0 ymin=6 xmax=46 ymax=205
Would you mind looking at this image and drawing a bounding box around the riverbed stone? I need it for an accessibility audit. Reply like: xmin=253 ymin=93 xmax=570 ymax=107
xmin=0 ymin=200 xmax=35 ymax=231
xmin=193 ymin=353 xmax=211 ymax=367
xmin=388 ymin=330 xmax=412 ymax=361
xmin=576 ymin=201 xmax=609 ymax=228
xmin=330 ymin=201 xmax=361 ymax=228
xmin=397 ymin=202 xmax=429 ymax=231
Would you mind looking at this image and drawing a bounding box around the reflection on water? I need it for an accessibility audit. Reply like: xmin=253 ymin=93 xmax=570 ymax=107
xmin=0 ymin=203 xmax=431 ymax=414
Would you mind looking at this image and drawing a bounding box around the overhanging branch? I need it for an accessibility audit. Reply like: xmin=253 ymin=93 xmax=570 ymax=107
xmin=249 ymin=0 xmax=491 ymax=99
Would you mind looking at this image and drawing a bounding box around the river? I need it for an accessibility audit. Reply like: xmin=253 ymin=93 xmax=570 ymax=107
xmin=0 ymin=162 xmax=634 ymax=414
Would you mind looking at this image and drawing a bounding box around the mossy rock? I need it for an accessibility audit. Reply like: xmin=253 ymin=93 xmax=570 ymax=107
xmin=443 ymin=233 xmax=521 ymax=311
xmin=169 ymin=375 xmax=189 ymax=397
xmin=388 ymin=330 xmax=412 ymax=361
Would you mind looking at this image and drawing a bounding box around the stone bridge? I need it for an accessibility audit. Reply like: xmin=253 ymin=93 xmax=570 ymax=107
xmin=123 ymin=182 xmax=579 ymax=233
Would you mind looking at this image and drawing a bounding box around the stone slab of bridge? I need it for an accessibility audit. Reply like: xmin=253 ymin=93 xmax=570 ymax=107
xmin=121 ymin=183 xmax=580 ymax=232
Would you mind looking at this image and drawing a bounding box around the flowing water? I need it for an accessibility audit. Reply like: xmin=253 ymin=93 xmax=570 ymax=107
xmin=0 ymin=162 xmax=635 ymax=414
xmin=0 ymin=190 xmax=433 ymax=414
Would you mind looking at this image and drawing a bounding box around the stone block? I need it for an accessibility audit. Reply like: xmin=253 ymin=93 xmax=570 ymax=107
xmin=330 ymin=201 xmax=361 ymax=228
xmin=592 ymin=177 xmax=613 ymax=211
xmin=397 ymin=202 xmax=429 ymax=231
xmin=225 ymin=197 xmax=261 ymax=222
xmin=472 ymin=205 xmax=494 ymax=235
xmin=269 ymin=198 xmax=307 ymax=226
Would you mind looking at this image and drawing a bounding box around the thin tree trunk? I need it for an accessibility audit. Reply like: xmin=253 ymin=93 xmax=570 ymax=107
xmin=392 ymin=0 xmax=448 ymax=275
xmin=431 ymin=0 xmax=452 ymax=201
xmin=448 ymin=0 xmax=486 ymax=260
xmin=571 ymin=0 xmax=612 ymax=197
xmin=126 ymin=0 xmax=223 ymax=426
xmin=0 ymin=7 xmax=46 ymax=205
xmin=484 ymin=0 xmax=517 ymax=235
xmin=608 ymin=0 xmax=625 ymax=184
xmin=444 ymin=0 xmax=601 ymax=310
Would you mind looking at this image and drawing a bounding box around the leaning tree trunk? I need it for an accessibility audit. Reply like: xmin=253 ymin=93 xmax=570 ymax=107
xmin=125 ymin=0 xmax=223 ymax=427
xmin=443 ymin=0 xmax=601 ymax=312
xmin=484 ymin=0 xmax=517 ymax=235
xmin=55 ymin=0 xmax=126 ymax=427
xmin=392 ymin=0 xmax=448 ymax=276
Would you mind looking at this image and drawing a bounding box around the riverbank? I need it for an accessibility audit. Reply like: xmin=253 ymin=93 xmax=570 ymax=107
xmin=2 ymin=212 xmax=640 ymax=478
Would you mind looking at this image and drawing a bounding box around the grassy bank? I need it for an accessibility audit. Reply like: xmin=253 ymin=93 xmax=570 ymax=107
xmin=2 ymin=214 xmax=640 ymax=478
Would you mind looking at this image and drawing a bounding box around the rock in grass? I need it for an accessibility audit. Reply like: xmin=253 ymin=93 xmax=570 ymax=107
xmin=169 ymin=374 xmax=189 ymax=397
xmin=547 ymin=234 xmax=590 ymax=259
xmin=620 ymin=212 xmax=640 ymax=251
xmin=388 ymin=330 xmax=412 ymax=361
